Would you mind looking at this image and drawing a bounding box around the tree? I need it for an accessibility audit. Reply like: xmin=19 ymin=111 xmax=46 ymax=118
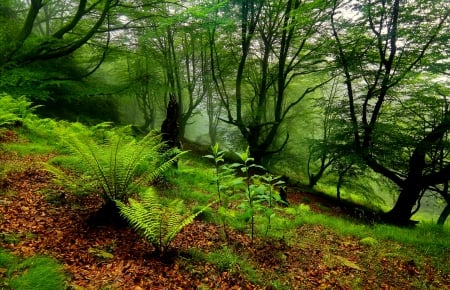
xmin=417 ymin=88 xmax=450 ymax=225
xmin=331 ymin=0 xmax=450 ymax=225
xmin=306 ymin=81 xmax=342 ymax=188
xmin=126 ymin=44 xmax=165 ymax=131
xmin=1 ymin=0 xmax=114 ymax=70
xmin=0 ymin=0 xmax=115 ymax=100
xmin=138 ymin=2 xmax=215 ymax=138
xmin=211 ymin=0 xmax=332 ymax=163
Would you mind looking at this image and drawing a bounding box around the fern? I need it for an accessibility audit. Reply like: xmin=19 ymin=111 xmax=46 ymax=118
xmin=46 ymin=124 xmax=183 ymax=203
xmin=0 ymin=94 xmax=39 ymax=127
xmin=116 ymin=188 xmax=212 ymax=254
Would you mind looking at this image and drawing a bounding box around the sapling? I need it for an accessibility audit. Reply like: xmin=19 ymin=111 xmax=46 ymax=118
xmin=259 ymin=174 xmax=286 ymax=238
xmin=204 ymin=143 xmax=242 ymax=242
xmin=204 ymin=143 xmax=225 ymax=206
xmin=260 ymin=174 xmax=286 ymax=208
xmin=234 ymin=147 xmax=265 ymax=243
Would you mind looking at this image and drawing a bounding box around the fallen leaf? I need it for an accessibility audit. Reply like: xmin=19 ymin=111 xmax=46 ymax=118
xmin=333 ymin=255 xmax=364 ymax=271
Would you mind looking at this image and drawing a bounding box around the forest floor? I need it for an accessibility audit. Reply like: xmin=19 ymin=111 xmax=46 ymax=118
xmin=0 ymin=133 xmax=449 ymax=289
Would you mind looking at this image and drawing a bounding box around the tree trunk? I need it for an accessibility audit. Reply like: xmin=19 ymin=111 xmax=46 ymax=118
xmin=248 ymin=143 xmax=264 ymax=166
xmin=437 ymin=204 xmax=450 ymax=226
xmin=161 ymin=94 xmax=181 ymax=167
xmin=309 ymin=174 xmax=319 ymax=188
xmin=308 ymin=160 xmax=329 ymax=188
xmin=383 ymin=184 xmax=421 ymax=226
xmin=336 ymin=174 xmax=344 ymax=204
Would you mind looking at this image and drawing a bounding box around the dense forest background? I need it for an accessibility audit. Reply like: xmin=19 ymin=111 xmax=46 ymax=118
xmin=1 ymin=0 xmax=449 ymax=226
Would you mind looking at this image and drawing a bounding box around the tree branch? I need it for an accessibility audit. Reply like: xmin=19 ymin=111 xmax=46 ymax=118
xmin=52 ymin=0 xmax=88 ymax=39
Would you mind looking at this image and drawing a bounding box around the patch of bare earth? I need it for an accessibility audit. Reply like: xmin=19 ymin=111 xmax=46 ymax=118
xmin=0 ymin=151 xmax=449 ymax=289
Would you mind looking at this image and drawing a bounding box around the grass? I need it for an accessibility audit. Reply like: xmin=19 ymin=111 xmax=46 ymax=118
xmin=162 ymin=155 xmax=217 ymax=204
xmin=46 ymin=155 xmax=86 ymax=173
xmin=0 ymin=248 xmax=66 ymax=290
xmin=3 ymin=143 xmax=55 ymax=156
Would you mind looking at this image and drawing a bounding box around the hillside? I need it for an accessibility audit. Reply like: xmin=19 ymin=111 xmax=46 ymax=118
xmin=0 ymin=129 xmax=449 ymax=289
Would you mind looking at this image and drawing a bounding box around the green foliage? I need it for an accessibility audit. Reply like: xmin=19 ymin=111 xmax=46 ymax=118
xmin=360 ymin=237 xmax=378 ymax=247
xmin=0 ymin=249 xmax=66 ymax=290
xmin=116 ymin=188 xmax=212 ymax=254
xmin=204 ymin=143 xmax=244 ymax=241
xmin=194 ymin=246 xmax=261 ymax=284
xmin=46 ymin=124 xmax=182 ymax=203
xmin=0 ymin=94 xmax=63 ymax=155
xmin=0 ymin=94 xmax=37 ymax=128
xmin=20 ymin=117 xmax=65 ymax=149
xmin=163 ymin=158 xmax=216 ymax=204
xmin=0 ymin=0 xmax=115 ymax=103
xmin=234 ymin=147 xmax=260 ymax=243
xmin=205 ymin=145 xmax=288 ymax=242
xmin=233 ymin=147 xmax=290 ymax=241
xmin=203 ymin=143 xmax=226 ymax=205
xmin=0 ymin=232 xmax=23 ymax=245
xmin=34 ymin=93 xmax=121 ymax=125
xmin=186 ymin=246 xmax=262 ymax=285
xmin=206 ymin=246 xmax=241 ymax=273
xmin=0 ymin=248 xmax=18 ymax=267
xmin=257 ymin=174 xmax=286 ymax=208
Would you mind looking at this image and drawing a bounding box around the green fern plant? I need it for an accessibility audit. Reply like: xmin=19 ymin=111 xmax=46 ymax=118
xmin=46 ymin=125 xmax=183 ymax=204
xmin=0 ymin=94 xmax=39 ymax=128
xmin=116 ymin=188 xmax=212 ymax=255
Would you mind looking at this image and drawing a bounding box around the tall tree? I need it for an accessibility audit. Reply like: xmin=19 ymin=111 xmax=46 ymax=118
xmin=331 ymin=0 xmax=450 ymax=225
xmin=127 ymin=49 xmax=164 ymax=130
xmin=211 ymin=0 xmax=332 ymax=163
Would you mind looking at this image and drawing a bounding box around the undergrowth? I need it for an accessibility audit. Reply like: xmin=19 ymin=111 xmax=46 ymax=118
xmin=172 ymin=148 xmax=450 ymax=274
xmin=1 ymin=107 xmax=449 ymax=287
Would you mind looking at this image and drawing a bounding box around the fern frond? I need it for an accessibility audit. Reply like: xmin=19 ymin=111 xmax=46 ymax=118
xmin=44 ymin=163 xmax=94 ymax=195
xmin=117 ymin=188 xmax=213 ymax=254
xmin=47 ymin=126 xmax=183 ymax=204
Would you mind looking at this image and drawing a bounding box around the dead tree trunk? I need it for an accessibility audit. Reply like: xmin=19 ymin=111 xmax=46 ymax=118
xmin=160 ymin=94 xmax=181 ymax=167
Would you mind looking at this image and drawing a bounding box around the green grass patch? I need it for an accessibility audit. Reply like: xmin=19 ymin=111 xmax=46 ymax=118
xmin=0 ymin=248 xmax=66 ymax=290
xmin=3 ymin=142 xmax=55 ymax=156
xmin=164 ymin=160 xmax=216 ymax=204
xmin=174 ymin=154 xmax=450 ymax=268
